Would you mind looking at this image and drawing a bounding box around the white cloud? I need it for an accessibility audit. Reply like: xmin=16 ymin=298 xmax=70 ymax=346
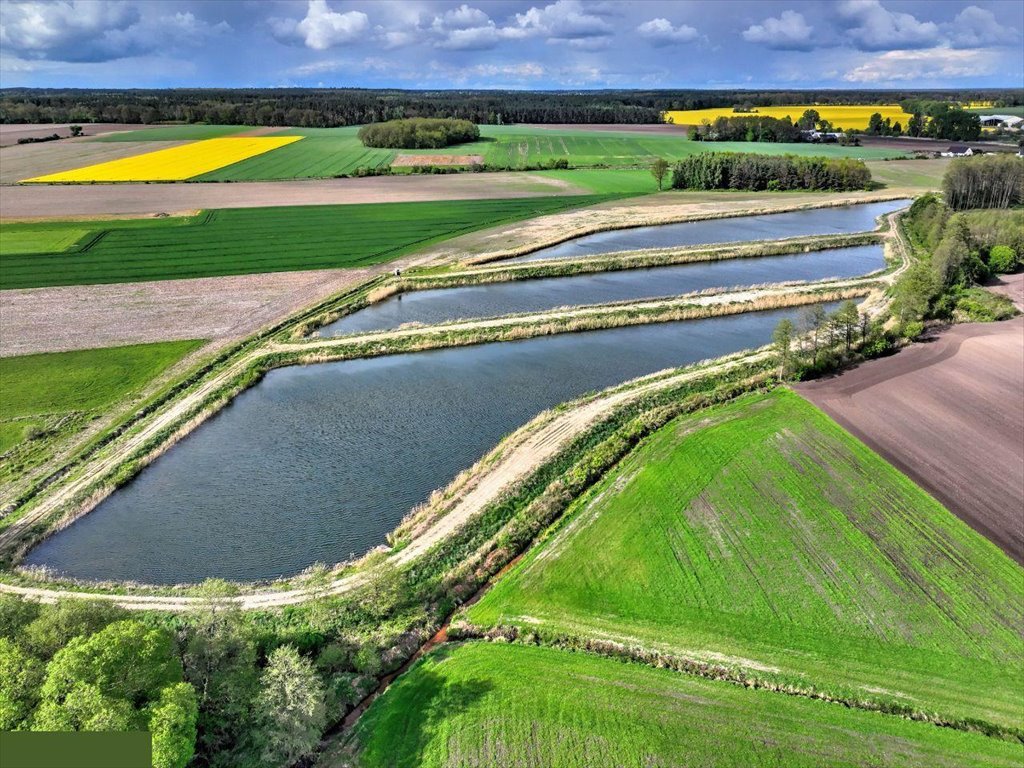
xmin=838 ymin=0 xmax=940 ymax=51
xmin=944 ymin=5 xmax=1020 ymax=48
xmin=511 ymin=0 xmax=612 ymax=40
xmin=0 ymin=0 xmax=228 ymax=63
xmin=636 ymin=18 xmax=699 ymax=47
xmin=843 ymin=47 xmax=998 ymax=82
xmin=742 ymin=10 xmax=814 ymax=51
xmin=271 ymin=0 xmax=368 ymax=51
xmin=429 ymin=4 xmax=503 ymax=50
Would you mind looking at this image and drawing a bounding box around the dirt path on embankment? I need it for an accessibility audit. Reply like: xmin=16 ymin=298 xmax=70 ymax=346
xmin=0 ymin=213 xmax=908 ymax=610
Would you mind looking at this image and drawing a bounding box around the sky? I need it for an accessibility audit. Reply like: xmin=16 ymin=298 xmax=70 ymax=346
xmin=1 ymin=0 xmax=1022 ymax=90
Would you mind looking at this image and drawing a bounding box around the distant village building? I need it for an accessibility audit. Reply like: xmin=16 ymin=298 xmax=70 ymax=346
xmin=941 ymin=145 xmax=974 ymax=157
xmin=979 ymin=115 xmax=1024 ymax=129
xmin=800 ymin=130 xmax=845 ymax=143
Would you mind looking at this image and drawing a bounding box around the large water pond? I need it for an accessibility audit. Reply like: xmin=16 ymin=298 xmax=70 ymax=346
xmin=508 ymin=199 xmax=907 ymax=262
xmin=26 ymin=303 xmax=844 ymax=584
xmin=322 ymin=244 xmax=884 ymax=336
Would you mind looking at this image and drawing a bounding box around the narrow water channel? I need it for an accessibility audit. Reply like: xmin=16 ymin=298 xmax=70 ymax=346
xmin=322 ymin=244 xmax=883 ymax=336
xmin=26 ymin=302 xmax=845 ymax=584
xmin=507 ymin=199 xmax=907 ymax=262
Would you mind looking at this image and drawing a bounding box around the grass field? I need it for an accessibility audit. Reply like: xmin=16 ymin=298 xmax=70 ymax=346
xmin=1 ymin=214 xmax=200 ymax=255
xmin=0 ymin=195 xmax=612 ymax=288
xmin=864 ymin=158 xmax=950 ymax=190
xmin=93 ymin=124 xmax=251 ymax=142
xmin=344 ymin=642 xmax=1022 ymax=768
xmin=665 ymin=105 xmax=909 ymax=130
xmin=968 ymin=106 xmax=1024 ymax=117
xmin=0 ymin=340 xmax=202 ymax=468
xmin=22 ymin=136 xmax=303 ymax=182
xmin=466 ymin=390 xmax=1024 ymax=729
xmin=190 ymin=124 xmax=905 ymax=181
xmin=534 ymin=168 xmax=660 ymax=194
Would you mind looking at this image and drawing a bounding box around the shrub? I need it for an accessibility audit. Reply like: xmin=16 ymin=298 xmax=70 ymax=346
xmin=358 ymin=118 xmax=479 ymax=149
xmin=988 ymin=245 xmax=1018 ymax=274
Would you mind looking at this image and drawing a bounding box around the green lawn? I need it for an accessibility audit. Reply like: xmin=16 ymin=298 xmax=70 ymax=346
xmin=1 ymin=214 xmax=201 ymax=256
xmin=466 ymin=390 xmax=1024 ymax=729
xmin=343 ymin=642 xmax=1021 ymax=768
xmin=534 ymin=168 xmax=661 ymax=194
xmin=865 ymin=158 xmax=950 ymax=190
xmin=93 ymin=124 xmax=251 ymax=142
xmin=0 ymin=196 xmax=613 ymax=289
xmin=0 ymin=341 xmax=203 ymax=476
xmin=182 ymin=124 xmax=907 ymax=181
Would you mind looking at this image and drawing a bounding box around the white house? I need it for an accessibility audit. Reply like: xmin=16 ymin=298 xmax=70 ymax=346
xmin=941 ymin=145 xmax=974 ymax=157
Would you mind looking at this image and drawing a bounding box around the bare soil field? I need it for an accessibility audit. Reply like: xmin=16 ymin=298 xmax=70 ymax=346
xmin=0 ymin=172 xmax=580 ymax=219
xmin=0 ymin=140 xmax=186 ymax=185
xmin=797 ymin=310 xmax=1024 ymax=564
xmin=984 ymin=272 xmax=1024 ymax=311
xmin=0 ymin=123 xmax=142 ymax=147
xmin=391 ymin=154 xmax=484 ymax=166
xmin=858 ymin=135 xmax=1019 ymax=153
xmin=0 ymin=241 xmax=455 ymax=356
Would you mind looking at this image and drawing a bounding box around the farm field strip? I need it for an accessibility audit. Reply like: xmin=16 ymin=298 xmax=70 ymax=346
xmin=340 ymin=642 xmax=1023 ymax=768
xmin=465 ymin=390 xmax=1024 ymax=728
xmin=91 ymin=124 xmax=253 ymax=141
xmin=20 ymin=136 xmax=303 ymax=182
xmin=665 ymin=105 xmax=909 ymax=130
xmin=183 ymin=124 xmax=906 ymax=181
xmin=0 ymin=196 xmax=613 ymax=289
xmin=0 ymin=340 xmax=205 ymax=483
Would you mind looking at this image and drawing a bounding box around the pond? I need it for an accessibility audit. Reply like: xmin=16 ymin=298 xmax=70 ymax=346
xmin=26 ymin=302 xmax=846 ymax=584
xmin=507 ymin=199 xmax=907 ymax=262
xmin=322 ymin=244 xmax=884 ymax=336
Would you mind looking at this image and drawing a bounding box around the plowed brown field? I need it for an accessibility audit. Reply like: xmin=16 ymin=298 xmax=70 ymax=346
xmin=798 ymin=303 xmax=1024 ymax=564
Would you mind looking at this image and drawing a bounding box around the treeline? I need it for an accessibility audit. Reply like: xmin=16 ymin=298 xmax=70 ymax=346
xmin=358 ymin=117 xmax=479 ymax=149
xmin=893 ymin=192 xmax=1020 ymax=332
xmin=1 ymin=88 xmax=1019 ymax=127
xmin=671 ymin=153 xmax=871 ymax=192
xmin=942 ymin=154 xmax=1023 ymax=210
xmin=693 ymin=115 xmax=803 ymax=143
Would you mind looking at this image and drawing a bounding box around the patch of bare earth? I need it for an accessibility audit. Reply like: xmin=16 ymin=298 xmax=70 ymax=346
xmin=0 ymin=140 xmax=188 ymax=185
xmin=0 ymin=123 xmax=144 ymax=147
xmin=391 ymin=154 xmax=484 ymax=167
xmin=796 ymin=311 xmax=1024 ymax=564
xmin=0 ymin=173 xmax=580 ymax=219
xmin=984 ymin=272 xmax=1024 ymax=311
xmin=0 ymin=269 xmax=369 ymax=357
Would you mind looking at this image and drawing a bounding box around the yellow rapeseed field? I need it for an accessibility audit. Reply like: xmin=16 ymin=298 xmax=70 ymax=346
xmin=664 ymin=105 xmax=908 ymax=131
xmin=21 ymin=136 xmax=303 ymax=183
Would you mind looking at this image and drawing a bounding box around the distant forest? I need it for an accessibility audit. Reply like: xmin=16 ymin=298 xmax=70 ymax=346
xmin=1 ymin=88 xmax=1021 ymax=127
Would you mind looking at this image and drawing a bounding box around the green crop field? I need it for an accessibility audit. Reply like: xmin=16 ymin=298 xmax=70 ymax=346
xmin=0 ymin=340 xmax=203 ymax=473
xmin=968 ymin=106 xmax=1024 ymax=117
xmin=0 ymin=214 xmax=200 ymax=256
xmin=181 ymin=124 xmax=907 ymax=181
xmin=466 ymin=390 xmax=1024 ymax=729
xmin=0 ymin=195 xmax=612 ymax=289
xmin=535 ymin=168 xmax=661 ymax=194
xmin=93 ymin=124 xmax=251 ymax=142
xmin=344 ymin=642 xmax=1021 ymax=768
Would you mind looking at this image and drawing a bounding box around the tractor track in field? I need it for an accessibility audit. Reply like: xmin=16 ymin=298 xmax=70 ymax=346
xmin=0 ymin=212 xmax=908 ymax=610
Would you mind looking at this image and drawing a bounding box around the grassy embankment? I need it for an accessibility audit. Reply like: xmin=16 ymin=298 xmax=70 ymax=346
xmin=0 ymin=195 xmax=614 ymax=289
xmin=0 ymin=341 xmax=204 ymax=479
xmin=342 ymin=642 xmax=1023 ymax=768
xmin=463 ymin=390 xmax=1024 ymax=731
